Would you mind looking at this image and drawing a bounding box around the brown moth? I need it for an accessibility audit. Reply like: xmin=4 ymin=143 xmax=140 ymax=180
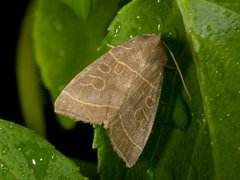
xmin=55 ymin=34 xmax=167 ymax=167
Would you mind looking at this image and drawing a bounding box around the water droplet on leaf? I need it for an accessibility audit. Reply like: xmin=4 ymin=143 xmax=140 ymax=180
xmin=32 ymin=158 xmax=37 ymax=166
xmin=157 ymin=24 xmax=161 ymax=31
xmin=58 ymin=49 xmax=66 ymax=57
xmin=0 ymin=127 xmax=5 ymax=133
xmin=209 ymin=97 xmax=215 ymax=103
xmin=207 ymin=25 xmax=211 ymax=31
xmin=113 ymin=22 xmax=121 ymax=38
xmin=55 ymin=22 xmax=63 ymax=32
xmin=167 ymin=32 xmax=172 ymax=37
xmin=188 ymin=27 xmax=193 ymax=33
xmin=223 ymin=11 xmax=230 ymax=17
xmin=146 ymin=169 xmax=154 ymax=179
xmin=2 ymin=145 xmax=9 ymax=155
xmin=0 ymin=160 xmax=9 ymax=176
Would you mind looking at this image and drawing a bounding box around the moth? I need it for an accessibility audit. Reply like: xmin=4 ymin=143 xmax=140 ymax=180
xmin=55 ymin=35 xmax=168 ymax=167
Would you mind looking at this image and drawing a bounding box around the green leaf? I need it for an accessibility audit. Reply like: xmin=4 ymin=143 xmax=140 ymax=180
xmin=179 ymin=0 xmax=240 ymax=179
xmin=33 ymin=0 xmax=123 ymax=128
xmin=31 ymin=0 xmax=240 ymax=179
xmin=0 ymin=119 xmax=86 ymax=179
xmin=93 ymin=0 xmax=201 ymax=179
xmin=16 ymin=1 xmax=46 ymax=136
xmin=93 ymin=0 xmax=240 ymax=179
xmin=57 ymin=0 xmax=92 ymax=21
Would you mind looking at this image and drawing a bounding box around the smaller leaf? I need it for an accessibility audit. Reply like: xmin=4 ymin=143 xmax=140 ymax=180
xmin=57 ymin=0 xmax=92 ymax=21
xmin=0 ymin=119 xmax=87 ymax=179
xmin=16 ymin=1 xmax=46 ymax=136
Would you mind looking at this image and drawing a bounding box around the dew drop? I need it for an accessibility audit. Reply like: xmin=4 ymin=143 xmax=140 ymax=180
xmin=51 ymin=154 xmax=56 ymax=161
xmin=55 ymin=23 xmax=63 ymax=32
xmin=9 ymin=123 xmax=14 ymax=129
xmin=0 ymin=161 xmax=9 ymax=176
xmin=21 ymin=174 xmax=25 ymax=178
xmin=209 ymin=97 xmax=215 ymax=103
xmin=238 ymin=147 xmax=240 ymax=151
xmin=167 ymin=32 xmax=172 ymax=37
xmin=135 ymin=15 xmax=141 ymax=20
xmin=32 ymin=158 xmax=37 ymax=166
xmin=0 ymin=127 xmax=5 ymax=133
xmin=214 ymin=63 xmax=224 ymax=80
xmin=232 ymin=26 xmax=240 ymax=32
xmin=157 ymin=24 xmax=161 ymax=31
xmin=223 ymin=11 xmax=231 ymax=17
xmin=146 ymin=169 xmax=154 ymax=179
xmin=10 ymin=134 xmax=15 ymax=138
xmin=48 ymin=173 xmax=52 ymax=178
xmin=207 ymin=25 xmax=211 ymax=31
xmin=113 ymin=22 xmax=121 ymax=38
xmin=18 ymin=146 xmax=22 ymax=151
xmin=2 ymin=145 xmax=9 ymax=155
xmin=226 ymin=113 xmax=230 ymax=117
xmin=19 ymin=167 xmax=23 ymax=172
xmin=188 ymin=27 xmax=193 ymax=33
xmin=55 ymin=172 xmax=60 ymax=178
xmin=58 ymin=49 xmax=66 ymax=57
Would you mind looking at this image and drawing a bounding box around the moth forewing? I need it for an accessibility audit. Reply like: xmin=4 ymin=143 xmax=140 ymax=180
xmin=109 ymin=39 xmax=167 ymax=167
xmin=54 ymin=34 xmax=167 ymax=167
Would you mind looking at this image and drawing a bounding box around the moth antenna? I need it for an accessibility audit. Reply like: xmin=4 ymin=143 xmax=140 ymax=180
xmin=162 ymin=42 xmax=191 ymax=101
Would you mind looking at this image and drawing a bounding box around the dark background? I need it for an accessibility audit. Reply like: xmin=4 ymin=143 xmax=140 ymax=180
xmin=0 ymin=1 xmax=96 ymax=163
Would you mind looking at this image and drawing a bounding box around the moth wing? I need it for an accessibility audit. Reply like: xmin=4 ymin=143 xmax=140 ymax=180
xmin=54 ymin=35 xmax=161 ymax=126
xmin=109 ymin=53 xmax=166 ymax=167
xmin=54 ymin=51 xmax=132 ymax=126
xmin=55 ymin=34 xmax=167 ymax=167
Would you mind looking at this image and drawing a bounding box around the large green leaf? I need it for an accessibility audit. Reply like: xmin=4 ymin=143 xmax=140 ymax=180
xmin=16 ymin=1 xmax=46 ymax=136
xmin=93 ymin=0 xmax=199 ymax=179
xmin=33 ymin=0 xmax=124 ymax=128
xmin=179 ymin=0 xmax=240 ymax=179
xmin=31 ymin=0 xmax=240 ymax=179
xmin=0 ymin=119 xmax=86 ymax=179
xmin=93 ymin=0 xmax=240 ymax=179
